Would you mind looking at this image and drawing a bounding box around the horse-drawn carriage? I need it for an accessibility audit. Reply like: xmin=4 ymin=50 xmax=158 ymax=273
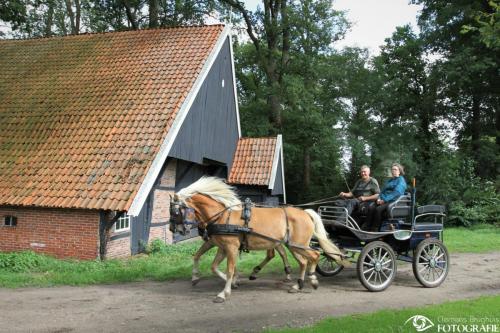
xmin=313 ymin=188 xmax=450 ymax=291
xmin=169 ymin=177 xmax=450 ymax=302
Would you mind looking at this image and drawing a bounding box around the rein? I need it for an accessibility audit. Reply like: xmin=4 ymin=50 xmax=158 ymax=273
xmin=170 ymin=195 xmax=346 ymax=257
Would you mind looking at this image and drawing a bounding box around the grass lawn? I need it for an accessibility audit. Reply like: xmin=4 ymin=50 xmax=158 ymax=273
xmin=268 ymin=295 xmax=500 ymax=333
xmin=444 ymin=224 xmax=500 ymax=253
xmin=0 ymin=240 xmax=292 ymax=288
xmin=0 ymin=224 xmax=498 ymax=288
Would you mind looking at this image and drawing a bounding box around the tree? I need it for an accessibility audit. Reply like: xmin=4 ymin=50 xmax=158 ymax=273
xmin=412 ymin=0 xmax=499 ymax=180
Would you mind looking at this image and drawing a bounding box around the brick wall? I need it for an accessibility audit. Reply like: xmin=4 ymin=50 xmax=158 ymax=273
xmin=0 ymin=206 xmax=100 ymax=260
xmin=106 ymin=234 xmax=130 ymax=259
xmin=150 ymin=159 xmax=176 ymax=244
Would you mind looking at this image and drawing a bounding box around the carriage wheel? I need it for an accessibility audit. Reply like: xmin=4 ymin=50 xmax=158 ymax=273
xmin=413 ymin=238 xmax=449 ymax=288
xmin=357 ymin=241 xmax=397 ymax=292
xmin=316 ymin=252 xmax=344 ymax=277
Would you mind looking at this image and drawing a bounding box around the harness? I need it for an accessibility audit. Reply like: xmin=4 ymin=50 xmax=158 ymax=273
xmin=170 ymin=195 xmax=346 ymax=258
xmin=203 ymin=199 xmax=316 ymax=253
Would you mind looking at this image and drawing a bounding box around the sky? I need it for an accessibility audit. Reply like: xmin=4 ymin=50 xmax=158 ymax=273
xmin=244 ymin=0 xmax=422 ymax=55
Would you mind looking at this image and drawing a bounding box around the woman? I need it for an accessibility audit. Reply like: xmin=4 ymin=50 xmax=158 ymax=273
xmin=364 ymin=163 xmax=407 ymax=232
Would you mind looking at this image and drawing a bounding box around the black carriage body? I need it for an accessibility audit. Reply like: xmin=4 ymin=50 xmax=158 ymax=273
xmin=317 ymin=189 xmax=449 ymax=291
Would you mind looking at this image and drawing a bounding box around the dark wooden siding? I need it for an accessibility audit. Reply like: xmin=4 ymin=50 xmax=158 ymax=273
xmin=271 ymin=156 xmax=284 ymax=196
xmin=130 ymin=193 xmax=153 ymax=254
xmin=169 ymin=37 xmax=239 ymax=169
xmin=235 ymin=185 xmax=280 ymax=207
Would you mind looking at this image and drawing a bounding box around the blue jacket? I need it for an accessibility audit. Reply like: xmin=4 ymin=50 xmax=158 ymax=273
xmin=379 ymin=176 xmax=407 ymax=203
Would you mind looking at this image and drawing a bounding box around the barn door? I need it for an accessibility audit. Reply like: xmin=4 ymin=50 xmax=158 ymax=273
xmin=131 ymin=193 xmax=152 ymax=255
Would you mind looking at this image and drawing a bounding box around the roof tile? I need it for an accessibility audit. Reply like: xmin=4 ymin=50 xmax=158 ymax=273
xmin=228 ymin=137 xmax=277 ymax=186
xmin=0 ymin=25 xmax=225 ymax=211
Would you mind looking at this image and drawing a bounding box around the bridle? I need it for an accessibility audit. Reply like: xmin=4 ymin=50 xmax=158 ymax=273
xmin=168 ymin=195 xmax=239 ymax=235
xmin=169 ymin=197 xmax=198 ymax=236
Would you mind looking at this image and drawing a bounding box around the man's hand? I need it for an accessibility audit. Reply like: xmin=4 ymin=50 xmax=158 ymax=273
xmin=339 ymin=192 xmax=346 ymax=198
xmin=359 ymin=196 xmax=365 ymax=202
xmin=377 ymin=199 xmax=385 ymax=205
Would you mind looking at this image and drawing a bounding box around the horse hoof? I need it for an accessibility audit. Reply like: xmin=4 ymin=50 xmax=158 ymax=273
xmin=192 ymin=279 xmax=200 ymax=286
xmin=288 ymin=288 xmax=300 ymax=294
xmin=249 ymin=275 xmax=257 ymax=280
xmin=283 ymin=277 xmax=292 ymax=283
xmin=213 ymin=296 xmax=225 ymax=303
xmin=232 ymin=284 xmax=239 ymax=289
xmin=312 ymin=284 xmax=319 ymax=290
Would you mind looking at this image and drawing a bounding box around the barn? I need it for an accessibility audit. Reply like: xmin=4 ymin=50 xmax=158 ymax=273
xmin=0 ymin=24 xmax=286 ymax=259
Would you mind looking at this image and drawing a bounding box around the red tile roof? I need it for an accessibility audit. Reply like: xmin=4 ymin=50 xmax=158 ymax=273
xmin=0 ymin=25 xmax=225 ymax=211
xmin=228 ymin=137 xmax=278 ymax=186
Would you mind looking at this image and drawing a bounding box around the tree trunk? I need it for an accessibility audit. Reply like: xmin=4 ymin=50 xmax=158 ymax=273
xmin=75 ymin=0 xmax=80 ymax=34
xmin=471 ymin=94 xmax=481 ymax=173
xmin=44 ymin=0 xmax=54 ymax=37
xmin=221 ymin=0 xmax=287 ymax=133
xmin=303 ymin=146 xmax=311 ymax=193
xmin=123 ymin=0 xmax=138 ymax=29
xmin=149 ymin=0 xmax=159 ymax=28
xmin=65 ymin=0 xmax=76 ymax=34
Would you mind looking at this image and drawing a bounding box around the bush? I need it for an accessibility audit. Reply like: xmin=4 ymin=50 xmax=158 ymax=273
xmin=0 ymin=251 xmax=52 ymax=272
xmin=145 ymin=239 xmax=202 ymax=256
xmin=145 ymin=239 xmax=169 ymax=254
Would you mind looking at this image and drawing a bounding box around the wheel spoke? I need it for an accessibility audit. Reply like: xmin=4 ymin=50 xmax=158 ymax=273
xmin=434 ymin=265 xmax=444 ymax=271
xmin=363 ymin=267 xmax=375 ymax=274
xmin=382 ymin=266 xmax=393 ymax=273
xmin=422 ymin=247 xmax=430 ymax=259
xmin=380 ymin=269 xmax=389 ymax=280
xmin=380 ymin=251 xmax=389 ymax=263
xmin=367 ymin=270 xmax=375 ymax=283
xmin=419 ymin=264 xmax=429 ymax=273
xmin=419 ymin=254 xmax=429 ymax=263
xmin=366 ymin=253 xmax=375 ymax=263
xmin=381 ymin=259 xmax=392 ymax=267
xmin=435 ymin=252 xmax=445 ymax=261
xmin=377 ymin=249 xmax=384 ymax=261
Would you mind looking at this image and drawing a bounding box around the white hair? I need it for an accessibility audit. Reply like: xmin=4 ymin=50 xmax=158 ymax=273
xmin=176 ymin=177 xmax=242 ymax=210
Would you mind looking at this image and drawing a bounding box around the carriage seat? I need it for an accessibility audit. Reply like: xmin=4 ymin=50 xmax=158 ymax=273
xmin=387 ymin=193 xmax=412 ymax=218
xmin=417 ymin=205 xmax=445 ymax=214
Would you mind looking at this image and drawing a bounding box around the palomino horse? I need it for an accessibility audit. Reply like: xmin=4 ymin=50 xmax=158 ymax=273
xmin=169 ymin=208 xmax=292 ymax=285
xmin=191 ymin=241 xmax=292 ymax=286
xmin=191 ymin=239 xmax=292 ymax=287
xmin=170 ymin=177 xmax=347 ymax=303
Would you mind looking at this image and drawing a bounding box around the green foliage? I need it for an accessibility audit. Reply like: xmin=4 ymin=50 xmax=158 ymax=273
xmin=0 ymin=251 xmax=51 ymax=272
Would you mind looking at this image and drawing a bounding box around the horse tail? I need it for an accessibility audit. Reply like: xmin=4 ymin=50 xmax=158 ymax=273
xmin=305 ymin=209 xmax=351 ymax=267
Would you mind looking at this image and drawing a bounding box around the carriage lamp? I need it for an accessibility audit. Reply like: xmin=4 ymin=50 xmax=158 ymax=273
xmin=4 ymin=215 xmax=17 ymax=227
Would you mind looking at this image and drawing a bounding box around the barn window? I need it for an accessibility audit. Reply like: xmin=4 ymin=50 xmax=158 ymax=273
xmin=4 ymin=215 xmax=17 ymax=227
xmin=114 ymin=214 xmax=130 ymax=232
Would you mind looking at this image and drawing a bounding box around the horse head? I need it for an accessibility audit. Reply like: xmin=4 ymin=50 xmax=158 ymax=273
xmin=169 ymin=194 xmax=196 ymax=236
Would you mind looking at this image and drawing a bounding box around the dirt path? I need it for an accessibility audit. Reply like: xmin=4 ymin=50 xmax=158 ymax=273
xmin=1 ymin=251 xmax=499 ymax=333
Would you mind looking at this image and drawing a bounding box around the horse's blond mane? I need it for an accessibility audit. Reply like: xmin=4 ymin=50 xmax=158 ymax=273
xmin=177 ymin=177 xmax=242 ymax=210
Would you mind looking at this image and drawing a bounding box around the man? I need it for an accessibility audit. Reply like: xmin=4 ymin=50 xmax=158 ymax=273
xmin=338 ymin=165 xmax=380 ymax=219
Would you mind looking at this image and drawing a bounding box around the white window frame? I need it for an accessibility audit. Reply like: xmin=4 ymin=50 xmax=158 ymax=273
xmin=114 ymin=214 xmax=131 ymax=233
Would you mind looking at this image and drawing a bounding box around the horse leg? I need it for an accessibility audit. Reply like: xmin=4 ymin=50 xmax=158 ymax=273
xmin=211 ymin=247 xmax=228 ymax=282
xmin=288 ymin=250 xmax=308 ymax=293
xmin=249 ymin=249 xmax=275 ymax=280
xmin=275 ymin=244 xmax=292 ymax=282
xmin=192 ymin=240 xmax=215 ymax=286
xmin=305 ymin=249 xmax=321 ymax=289
xmin=295 ymin=248 xmax=321 ymax=290
xmin=214 ymin=245 xmax=238 ymax=303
